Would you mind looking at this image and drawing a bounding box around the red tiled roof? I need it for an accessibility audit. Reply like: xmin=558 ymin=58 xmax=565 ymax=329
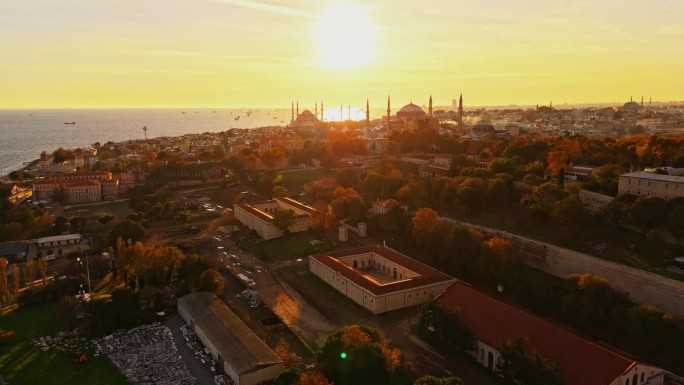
xmin=235 ymin=202 xmax=273 ymax=222
xmin=275 ymin=197 xmax=318 ymax=215
xmin=437 ymin=283 xmax=635 ymax=385
xmin=311 ymin=245 xmax=455 ymax=295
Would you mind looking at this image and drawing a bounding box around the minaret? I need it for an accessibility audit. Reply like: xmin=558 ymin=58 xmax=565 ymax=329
xmin=340 ymin=105 xmax=343 ymax=122
xmin=641 ymin=96 xmax=643 ymax=107
xmin=296 ymin=101 xmax=299 ymax=116
xmin=348 ymin=104 xmax=351 ymax=121
xmin=291 ymin=101 xmax=294 ymax=122
xmin=143 ymin=126 xmax=148 ymax=140
xmin=321 ymin=101 xmax=324 ymax=121
xmin=366 ymin=98 xmax=370 ymax=128
xmin=315 ymin=101 xmax=318 ymax=116
xmin=458 ymin=93 xmax=463 ymax=132
xmin=649 ymin=97 xmax=652 ymax=106
xmin=630 ymin=96 xmax=633 ymax=102
xmin=386 ymin=95 xmax=391 ymax=135
xmin=429 ymin=95 xmax=433 ymax=117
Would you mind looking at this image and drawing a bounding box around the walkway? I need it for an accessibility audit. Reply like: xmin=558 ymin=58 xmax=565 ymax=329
xmin=164 ymin=315 xmax=217 ymax=385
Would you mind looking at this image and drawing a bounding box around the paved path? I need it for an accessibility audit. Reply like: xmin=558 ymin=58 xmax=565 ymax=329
xmin=165 ymin=315 xmax=217 ymax=385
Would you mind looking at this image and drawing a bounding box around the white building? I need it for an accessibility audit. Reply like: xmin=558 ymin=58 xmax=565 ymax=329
xmin=310 ymin=245 xmax=456 ymax=314
xmin=233 ymin=197 xmax=318 ymax=240
xmin=618 ymin=171 xmax=684 ymax=199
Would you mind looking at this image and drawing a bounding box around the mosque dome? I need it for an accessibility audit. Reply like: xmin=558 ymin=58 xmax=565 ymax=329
xmin=472 ymin=120 xmax=496 ymax=134
xmin=397 ymin=103 xmax=426 ymax=117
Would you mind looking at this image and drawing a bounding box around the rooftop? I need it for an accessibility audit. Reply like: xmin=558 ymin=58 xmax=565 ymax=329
xmin=177 ymin=292 xmax=282 ymax=375
xmin=620 ymin=171 xmax=684 ymax=183
xmin=311 ymin=245 xmax=455 ymax=295
xmin=438 ymin=282 xmax=635 ymax=385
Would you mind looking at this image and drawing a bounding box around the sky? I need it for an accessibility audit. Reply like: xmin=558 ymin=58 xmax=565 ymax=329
xmin=0 ymin=0 xmax=683 ymax=109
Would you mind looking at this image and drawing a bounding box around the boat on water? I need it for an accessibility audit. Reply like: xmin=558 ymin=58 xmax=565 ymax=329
xmin=64 ymin=122 xmax=75 ymax=125
xmin=234 ymin=116 xmax=240 ymax=120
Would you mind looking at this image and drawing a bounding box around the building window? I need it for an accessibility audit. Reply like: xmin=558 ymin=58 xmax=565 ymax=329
xmin=641 ymin=373 xmax=644 ymax=382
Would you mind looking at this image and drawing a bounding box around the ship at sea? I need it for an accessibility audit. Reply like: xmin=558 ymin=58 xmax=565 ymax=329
xmin=64 ymin=122 xmax=75 ymax=125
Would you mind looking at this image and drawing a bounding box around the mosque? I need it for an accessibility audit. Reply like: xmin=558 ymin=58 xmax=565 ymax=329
xmin=289 ymin=101 xmax=321 ymax=128
xmin=384 ymin=95 xmax=440 ymax=132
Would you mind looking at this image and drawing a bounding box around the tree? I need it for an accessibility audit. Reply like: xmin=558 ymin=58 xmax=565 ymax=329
xmin=199 ymin=269 xmax=224 ymax=295
xmin=109 ymin=219 xmax=147 ymax=246
xmin=629 ymin=197 xmax=669 ymax=230
xmin=11 ymin=264 xmax=20 ymax=295
xmin=419 ymin=301 xmax=475 ymax=353
xmin=274 ymin=368 xmax=303 ymax=385
xmin=300 ymin=372 xmax=334 ymax=385
xmin=273 ymin=209 xmax=297 ymax=231
xmin=411 ymin=208 xmax=442 ymax=248
xmin=55 ymin=295 xmax=78 ymax=330
xmin=330 ymin=187 xmax=367 ymax=222
xmin=53 ymin=216 xmax=70 ymax=234
xmin=51 ymin=185 xmax=68 ymax=205
xmin=592 ymin=165 xmax=621 ymax=196
xmin=38 ymin=257 xmax=48 ymax=286
xmin=260 ymin=149 xmax=285 ymax=169
xmin=531 ymin=182 xmax=566 ymax=219
xmin=24 ymin=260 xmax=35 ymax=288
xmin=497 ymin=337 xmax=564 ymax=385
xmin=0 ymin=258 xmax=8 ymax=305
xmin=272 ymin=186 xmax=288 ymax=198
xmin=336 ymin=167 xmax=359 ymax=188
xmin=318 ymin=325 xmax=399 ymax=385
xmin=413 ymin=375 xmax=464 ymax=385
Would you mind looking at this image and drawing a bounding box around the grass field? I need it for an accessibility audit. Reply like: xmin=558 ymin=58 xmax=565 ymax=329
xmin=279 ymin=168 xmax=336 ymax=194
xmin=0 ymin=304 xmax=127 ymax=385
xmin=236 ymin=231 xmax=344 ymax=263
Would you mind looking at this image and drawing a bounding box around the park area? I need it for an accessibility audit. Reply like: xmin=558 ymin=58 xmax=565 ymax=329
xmin=0 ymin=304 xmax=128 ymax=385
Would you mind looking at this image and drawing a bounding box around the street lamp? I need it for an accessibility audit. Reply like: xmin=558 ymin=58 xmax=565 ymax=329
xmin=76 ymin=257 xmax=84 ymax=300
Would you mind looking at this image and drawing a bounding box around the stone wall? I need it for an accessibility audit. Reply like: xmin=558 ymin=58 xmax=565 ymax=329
xmin=443 ymin=217 xmax=684 ymax=318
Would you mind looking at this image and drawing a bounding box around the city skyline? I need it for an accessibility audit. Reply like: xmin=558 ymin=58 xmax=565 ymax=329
xmin=1 ymin=0 xmax=683 ymax=108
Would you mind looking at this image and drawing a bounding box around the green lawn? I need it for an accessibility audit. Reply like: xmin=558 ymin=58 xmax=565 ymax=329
xmin=280 ymin=168 xmax=336 ymax=194
xmin=236 ymin=231 xmax=344 ymax=263
xmin=0 ymin=304 xmax=128 ymax=385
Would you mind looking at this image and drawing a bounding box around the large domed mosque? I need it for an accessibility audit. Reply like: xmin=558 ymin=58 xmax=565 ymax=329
xmin=289 ymin=101 xmax=321 ymax=128
xmin=384 ymin=95 xmax=440 ymax=132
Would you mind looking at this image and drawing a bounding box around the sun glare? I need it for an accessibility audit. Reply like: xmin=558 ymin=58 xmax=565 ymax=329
xmin=315 ymin=3 xmax=377 ymax=69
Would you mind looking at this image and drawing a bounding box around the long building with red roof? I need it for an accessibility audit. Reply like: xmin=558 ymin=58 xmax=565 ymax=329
xmin=309 ymin=245 xmax=456 ymax=314
xmin=437 ymin=282 xmax=666 ymax=385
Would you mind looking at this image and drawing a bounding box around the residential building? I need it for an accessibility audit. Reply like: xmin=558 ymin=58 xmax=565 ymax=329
xmin=438 ymin=282 xmax=666 ymax=385
xmin=371 ymin=199 xmax=406 ymax=215
xmin=309 ymin=245 xmax=457 ymax=314
xmin=177 ymin=292 xmax=283 ymax=385
xmin=36 ymin=234 xmax=82 ymax=248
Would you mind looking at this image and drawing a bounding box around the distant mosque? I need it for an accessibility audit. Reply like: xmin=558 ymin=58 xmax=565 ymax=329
xmin=384 ymin=95 xmax=441 ymax=132
xmin=289 ymin=101 xmax=321 ymax=128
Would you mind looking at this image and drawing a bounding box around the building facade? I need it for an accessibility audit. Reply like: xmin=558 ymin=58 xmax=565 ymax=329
xmin=310 ymin=245 xmax=456 ymax=314
xmin=234 ymin=197 xmax=318 ymax=240
xmin=618 ymin=171 xmax=684 ymax=199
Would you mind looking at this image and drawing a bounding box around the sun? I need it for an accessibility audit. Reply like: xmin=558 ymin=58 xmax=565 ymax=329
xmin=315 ymin=3 xmax=377 ymax=69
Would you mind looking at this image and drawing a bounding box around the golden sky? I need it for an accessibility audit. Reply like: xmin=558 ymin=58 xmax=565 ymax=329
xmin=1 ymin=0 xmax=682 ymax=108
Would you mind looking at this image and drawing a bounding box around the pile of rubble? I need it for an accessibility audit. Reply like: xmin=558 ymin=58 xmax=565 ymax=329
xmin=180 ymin=324 xmax=232 ymax=385
xmin=95 ymin=323 xmax=196 ymax=385
xmin=32 ymin=330 xmax=95 ymax=356
xmin=237 ymin=289 xmax=261 ymax=308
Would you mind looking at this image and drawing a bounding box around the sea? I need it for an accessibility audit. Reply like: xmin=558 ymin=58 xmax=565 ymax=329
xmin=0 ymin=108 xmax=295 ymax=176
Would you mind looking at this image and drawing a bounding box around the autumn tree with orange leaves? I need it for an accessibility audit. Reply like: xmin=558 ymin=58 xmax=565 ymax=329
xmin=318 ymin=325 xmax=400 ymax=385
